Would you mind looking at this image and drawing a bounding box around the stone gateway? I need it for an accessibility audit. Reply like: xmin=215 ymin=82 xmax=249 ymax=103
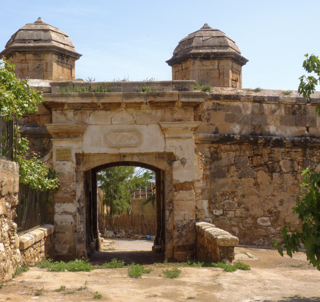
xmin=1 ymin=18 xmax=318 ymax=262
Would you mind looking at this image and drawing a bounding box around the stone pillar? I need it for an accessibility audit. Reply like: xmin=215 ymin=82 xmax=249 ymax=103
xmin=46 ymin=124 xmax=86 ymax=260
xmin=160 ymin=122 xmax=200 ymax=261
xmin=0 ymin=159 xmax=21 ymax=281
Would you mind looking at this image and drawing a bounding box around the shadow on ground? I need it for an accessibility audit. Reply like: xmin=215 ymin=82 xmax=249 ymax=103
xmin=89 ymin=250 xmax=164 ymax=265
xmin=264 ymin=297 xmax=320 ymax=302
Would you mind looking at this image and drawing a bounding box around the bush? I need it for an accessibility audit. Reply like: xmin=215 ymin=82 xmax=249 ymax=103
xmin=162 ymin=268 xmax=181 ymax=278
xmin=36 ymin=258 xmax=92 ymax=272
xmin=128 ymin=263 xmax=152 ymax=278
xmin=103 ymin=258 xmax=124 ymax=268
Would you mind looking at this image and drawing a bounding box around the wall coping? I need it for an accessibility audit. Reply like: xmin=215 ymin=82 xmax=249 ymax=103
xmin=19 ymin=224 xmax=54 ymax=251
xmin=196 ymin=222 xmax=239 ymax=247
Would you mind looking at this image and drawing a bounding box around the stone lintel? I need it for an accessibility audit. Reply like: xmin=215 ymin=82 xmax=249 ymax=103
xmin=46 ymin=124 xmax=86 ymax=139
xmin=195 ymin=133 xmax=320 ymax=148
xmin=159 ymin=122 xmax=201 ymax=139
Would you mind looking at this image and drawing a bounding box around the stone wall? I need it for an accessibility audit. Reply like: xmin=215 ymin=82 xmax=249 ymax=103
xmin=196 ymin=143 xmax=320 ymax=246
xmin=0 ymin=159 xmax=21 ymax=281
xmin=19 ymin=225 xmax=54 ymax=266
xmin=195 ymin=222 xmax=239 ymax=262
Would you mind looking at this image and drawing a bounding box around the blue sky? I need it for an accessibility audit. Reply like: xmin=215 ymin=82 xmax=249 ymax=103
xmin=1 ymin=0 xmax=319 ymax=90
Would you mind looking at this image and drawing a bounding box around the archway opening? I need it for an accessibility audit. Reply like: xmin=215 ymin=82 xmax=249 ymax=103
xmin=84 ymin=161 xmax=166 ymax=265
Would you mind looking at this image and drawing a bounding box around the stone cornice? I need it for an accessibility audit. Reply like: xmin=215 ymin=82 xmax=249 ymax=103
xmin=45 ymin=124 xmax=86 ymax=139
xmin=43 ymin=91 xmax=205 ymax=110
xmin=166 ymin=51 xmax=248 ymax=67
xmin=195 ymin=133 xmax=320 ymax=148
xmin=159 ymin=122 xmax=201 ymax=139
xmin=0 ymin=45 xmax=82 ymax=60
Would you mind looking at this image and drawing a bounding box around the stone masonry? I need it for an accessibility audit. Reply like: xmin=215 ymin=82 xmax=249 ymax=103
xmin=19 ymin=225 xmax=54 ymax=266
xmin=0 ymin=160 xmax=21 ymax=281
xmin=1 ymin=19 xmax=319 ymax=262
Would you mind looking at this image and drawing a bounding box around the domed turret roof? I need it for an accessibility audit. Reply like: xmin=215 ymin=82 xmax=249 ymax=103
xmin=166 ymin=23 xmax=248 ymax=66
xmin=0 ymin=17 xmax=81 ymax=59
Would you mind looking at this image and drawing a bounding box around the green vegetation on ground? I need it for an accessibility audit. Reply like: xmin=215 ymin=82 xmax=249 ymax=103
xmin=128 ymin=263 xmax=152 ymax=278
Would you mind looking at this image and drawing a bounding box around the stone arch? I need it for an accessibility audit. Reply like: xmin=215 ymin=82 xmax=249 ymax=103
xmin=74 ymin=153 xmax=175 ymax=260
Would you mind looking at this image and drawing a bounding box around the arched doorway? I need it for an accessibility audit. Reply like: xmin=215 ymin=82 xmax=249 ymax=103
xmin=73 ymin=152 xmax=175 ymax=261
xmin=84 ymin=161 xmax=166 ymax=262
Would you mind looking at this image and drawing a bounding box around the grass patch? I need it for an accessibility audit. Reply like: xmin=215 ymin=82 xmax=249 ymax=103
xmin=36 ymin=258 xmax=93 ymax=272
xmin=194 ymin=82 xmax=212 ymax=93
xmin=34 ymin=288 xmax=44 ymax=296
xmin=211 ymin=261 xmax=250 ymax=272
xmin=93 ymin=291 xmax=102 ymax=299
xmin=154 ymin=259 xmax=250 ymax=272
xmin=103 ymin=258 xmax=124 ymax=268
xmin=290 ymin=264 xmax=304 ymax=268
xmin=77 ymin=281 xmax=88 ymax=291
xmin=13 ymin=265 xmax=29 ymax=278
xmin=187 ymin=297 xmax=195 ymax=300
xmin=128 ymin=263 xmax=152 ymax=278
xmin=66 ymin=290 xmax=75 ymax=294
xmin=55 ymin=286 xmax=66 ymax=292
xmin=162 ymin=268 xmax=181 ymax=278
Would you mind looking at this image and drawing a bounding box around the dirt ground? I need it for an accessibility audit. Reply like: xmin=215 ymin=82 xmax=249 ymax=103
xmin=0 ymin=239 xmax=320 ymax=302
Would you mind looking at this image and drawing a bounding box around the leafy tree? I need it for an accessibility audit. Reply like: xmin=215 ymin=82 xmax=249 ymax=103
xmin=273 ymin=54 xmax=320 ymax=270
xmin=97 ymin=166 xmax=154 ymax=216
xmin=0 ymin=59 xmax=59 ymax=191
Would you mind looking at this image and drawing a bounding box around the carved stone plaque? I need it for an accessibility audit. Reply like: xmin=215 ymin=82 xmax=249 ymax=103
xmin=56 ymin=148 xmax=72 ymax=161
xmin=106 ymin=130 xmax=141 ymax=148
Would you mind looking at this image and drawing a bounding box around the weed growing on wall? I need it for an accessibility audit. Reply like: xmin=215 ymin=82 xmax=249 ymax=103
xmin=59 ymin=85 xmax=110 ymax=93
xmin=138 ymin=86 xmax=153 ymax=92
xmin=194 ymin=82 xmax=212 ymax=92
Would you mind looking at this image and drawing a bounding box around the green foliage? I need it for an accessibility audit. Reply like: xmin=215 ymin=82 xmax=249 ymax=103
xmin=0 ymin=59 xmax=42 ymax=120
xmin=169 ymin=260 xmax=250 ymax=272
xmin=34 ymin=288 xmax=44 ymax=296
xmin=298 ymin=54 xmax=320 ymax=102
xmin=103 ymin=258 xmax=124 ymax=268
xmin=273 ymin=166 xmax=320 ymax=270
xmin=251 ymin=87 xmax=262 ymax=93
xmin=194 ymin=82 xmax=212 ymax=92
xmin=138 ymin=85 xmax=153 ymax=92
xmin=98 ymin=166 xmax=155 ymax=216
xmin=55 ymin=286 xmax=66 ymax=292
xmin=128 ymin=263 xmax=152 ymax=278
xmin=162 ymin=268 xmax=181 ymax=278
xmin=59 ymin=85 xmax=110 ymax=93
xmin=93 ymin=292 xmax=102 ymax=299
xmin=36 ymin=258 xmax=93 ymax=272
xmin=14 ymin=127 xmax=59 ymax=191
xmin=12 ymin=265 xmax=29 ymax=278
xmin=282 ymin=90 xmax=292 ymax=95
xmin=77 ymin=281 xmax=88 ymax=291
xmin=273 ymin=54 xmax=320 ymax=270
xmin=0 ymin=59 xmax=59 ymax=192
xmin=143 ymin=184 xmax=156 ymax=206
